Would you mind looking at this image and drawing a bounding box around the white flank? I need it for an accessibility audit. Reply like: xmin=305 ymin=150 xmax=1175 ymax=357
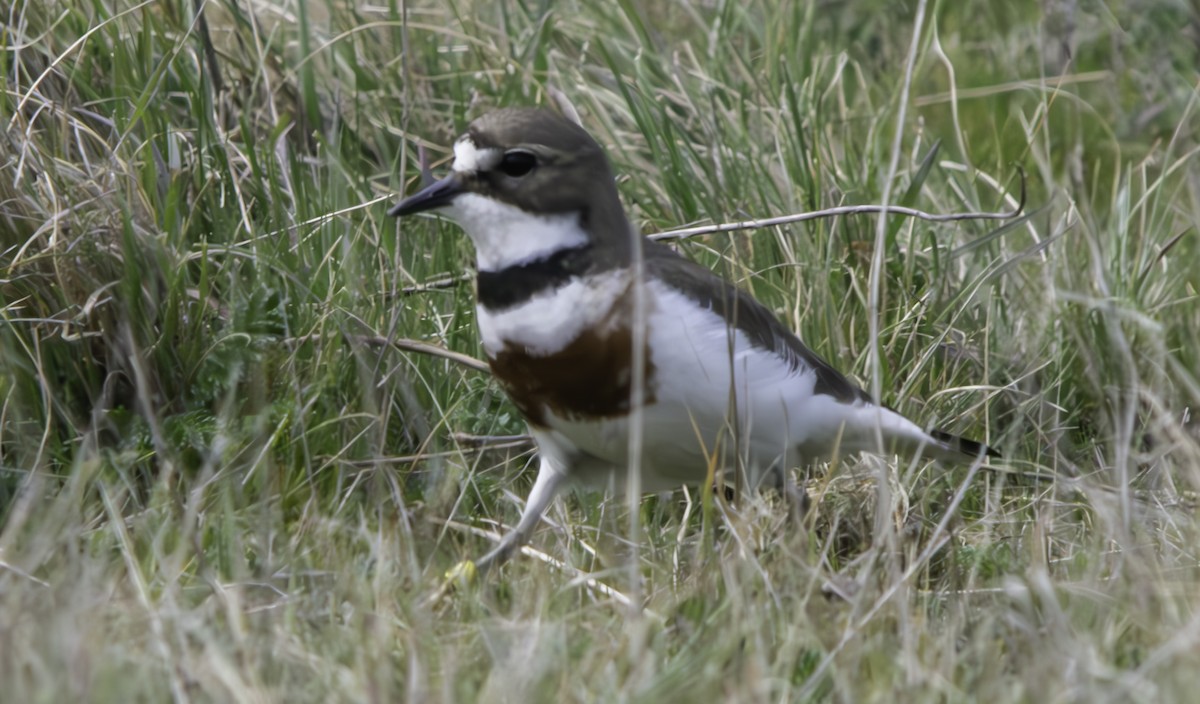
xmin=476 ymin=269 xmax=631 ymax=357
xmin=540 ymin=280 xmax=811 ymax=488
xmin=526 ymin=280 xmax=950 ymax=491
xmin=451 ymin=137 xmax=501 ymax=174
xmin=445 ymin=192 xmax=589 ymax=271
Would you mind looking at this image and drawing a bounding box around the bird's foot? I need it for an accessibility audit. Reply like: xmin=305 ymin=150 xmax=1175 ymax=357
xmin=445 ymin=558 xmax=479 ymax=585
xmin=423 ymin=559 xmax=480 ymax=607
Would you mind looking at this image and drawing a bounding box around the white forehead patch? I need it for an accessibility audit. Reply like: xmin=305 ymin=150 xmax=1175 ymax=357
xmin=451 ymin=137 xmax=502 ymax=174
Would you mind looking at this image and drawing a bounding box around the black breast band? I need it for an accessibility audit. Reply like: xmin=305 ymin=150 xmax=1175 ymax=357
xmin=476 ymin=244 xmax=595 ymax=311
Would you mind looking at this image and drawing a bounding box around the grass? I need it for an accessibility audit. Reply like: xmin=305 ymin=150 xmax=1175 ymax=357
xmin=2 ymin=0 xmax=1200 ymax=700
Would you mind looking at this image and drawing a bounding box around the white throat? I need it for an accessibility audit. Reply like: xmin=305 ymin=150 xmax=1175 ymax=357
xmin=445 ymin=193 xmax=589 ymax=271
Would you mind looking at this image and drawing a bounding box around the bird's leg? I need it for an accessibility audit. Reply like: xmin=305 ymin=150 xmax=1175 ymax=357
xmin=471 ymin=457 xmax=569 ymax=576
xmin=767 ymin=465 xmax=810 ymax=523
xmin=427 ymin=458 xmax=569 ymax=605
xmin=712 ymin=483 xmax=737 ymax=502
xmin=783 ymin=474 xmax=811 ymax=523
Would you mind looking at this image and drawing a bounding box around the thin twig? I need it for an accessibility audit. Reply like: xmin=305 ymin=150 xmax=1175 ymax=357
xmin=398 ymin=273 xmax=470 ymax=295
xmin=337 ymin=439 xmax=534 ymax=467
xmin=450 ymin=432 xmax=534 ymax=448
xmin=431 ymin=518 xmax=666 ymax=623
xmin=371 ymin=336 xmax=489 ymax=373
xmin=649 ymin=170 xmax=1025 ymax=241
xmin=0 ymin=558 xmax=50 ymax=588
xmin=284 ymin=333 xmax=489 ymax=373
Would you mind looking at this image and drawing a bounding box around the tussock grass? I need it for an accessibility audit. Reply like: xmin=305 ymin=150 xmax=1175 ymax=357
xmin=2 ymin=0 xmax=1199 ymax=700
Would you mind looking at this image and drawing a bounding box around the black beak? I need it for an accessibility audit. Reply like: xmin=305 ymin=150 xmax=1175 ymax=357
xmin=387 ymin=175 xmax=464 ymax=217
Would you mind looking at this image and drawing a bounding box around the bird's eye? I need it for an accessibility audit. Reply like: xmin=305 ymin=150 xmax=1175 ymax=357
xmin=498 ymin=150 xmax=537 ymax=177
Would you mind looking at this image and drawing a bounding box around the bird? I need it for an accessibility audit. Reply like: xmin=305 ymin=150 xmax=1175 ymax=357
xmin=389 ymin=107 xmax=995 ymax=575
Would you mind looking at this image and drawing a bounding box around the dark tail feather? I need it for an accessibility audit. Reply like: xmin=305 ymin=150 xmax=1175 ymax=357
xmin=930 ymin=429 xmax=1001 ymax=459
